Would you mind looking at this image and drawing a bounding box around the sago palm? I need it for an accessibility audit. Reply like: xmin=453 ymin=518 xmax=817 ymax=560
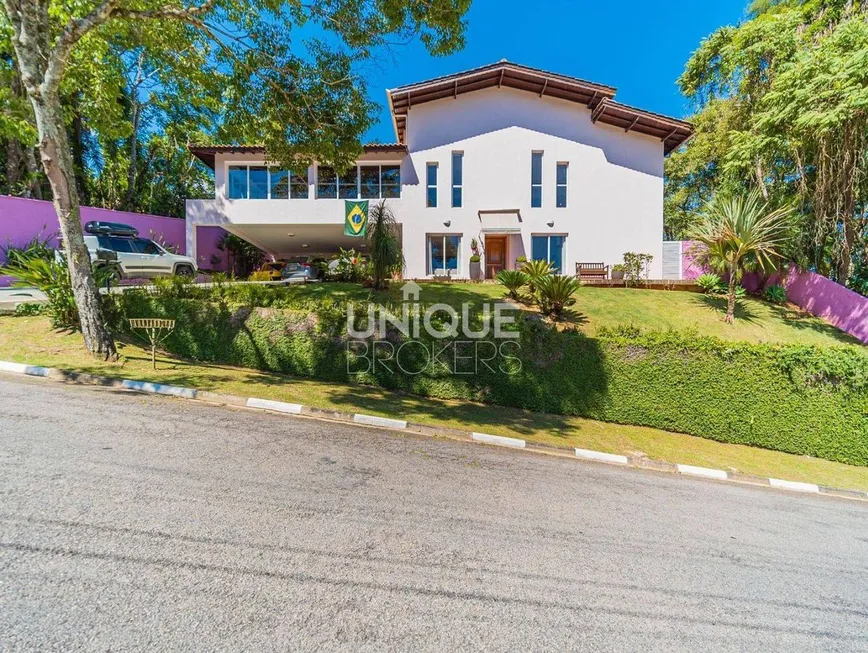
xmin=521 ymin=259 xmax=554 ymax=295
xmin=495 ymin=269 xmax=528 ymax=300
xmin=690 ymin=190 xmax=794 ymax=323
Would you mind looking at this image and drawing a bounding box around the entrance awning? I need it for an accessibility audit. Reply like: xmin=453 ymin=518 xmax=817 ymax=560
xmin=478 ymin=209 xmax=522 ymax=234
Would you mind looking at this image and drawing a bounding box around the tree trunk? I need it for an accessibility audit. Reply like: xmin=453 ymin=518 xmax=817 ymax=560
xmin=31 ymin=89 xmax=118 ymax=359
xmin=725 ymin=268 xmax=737 ymax=324
xmin=6 ymin=0 xmax=117 ymax=359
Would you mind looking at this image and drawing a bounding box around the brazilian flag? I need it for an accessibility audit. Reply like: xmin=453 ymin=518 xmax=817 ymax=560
xmin=344 ymin=200 xmax=369 ymax=237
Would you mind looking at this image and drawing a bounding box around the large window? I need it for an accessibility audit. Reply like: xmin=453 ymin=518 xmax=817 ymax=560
xmin=338 ymin=168 xmax=359 ymax=199
xmin=229 ymin=164 xmax=308 ymax=199
xmin=556 ymin=163 xmax=568 ymax=208
xmin=451 ymin=152 xmax=463 ymax=208
xmin=531 ymin=152 xmax=543 ymax=208
xmin=228 ymin=165 xmax=248 ymax=199
xmin=426 ymin=163 xmax=438 ymax=208
xmin=269 ymin=168 xmax=289 ymax=199
xmin=249 ymin=166 xmax=268 ymax=199
xmin=317 ymin=164 xmax=400 ymax=199
xmin=381 ymin=165 xmax=400 ymax=198
xmin=427 ymin=235 xmax=461 ymax=275
xmin=317 ymin=166 xmax=337 ymax=199
xmin=290 ymin=169 xmax=309 ymax=199
xmin=531 ymin=235 xmax=565 ymax=273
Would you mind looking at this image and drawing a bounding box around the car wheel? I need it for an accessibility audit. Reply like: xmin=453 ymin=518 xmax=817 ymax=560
xmin=175 ymin=265 xmax=194 ymax=277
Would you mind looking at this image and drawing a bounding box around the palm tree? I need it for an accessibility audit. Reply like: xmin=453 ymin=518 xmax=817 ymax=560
xmin=690 ymin=190 xmax=794 ymax=323
xmin=367 ymin=200 xmax=404 ymax=290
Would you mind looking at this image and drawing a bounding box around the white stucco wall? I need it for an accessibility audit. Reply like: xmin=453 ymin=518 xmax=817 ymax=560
xmin=187 ymin=86 xmax=665 ymax=278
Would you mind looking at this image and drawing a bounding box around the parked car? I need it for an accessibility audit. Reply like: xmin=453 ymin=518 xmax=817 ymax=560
xmin=80 ymin=221 xmax=197 ymax=279
xmin=281 ymin=259 xmax=319 ymax=282
xmin=255 ymin=261 xmax=287 ymax=281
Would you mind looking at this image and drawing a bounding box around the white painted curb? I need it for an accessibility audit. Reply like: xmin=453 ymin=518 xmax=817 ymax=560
xmin=246 ymin=397 xmax=303 ymax=415
xmin=677 ymin=464 xmax=728 ymax=480
xmin=575 ymin=448 xmax=628 ymax=465
xmin=353 ymin=414 xmax=407 ymax=430
xmin=0 ymin=360 xmax=51 ymax=377
xmin=472 ymin=432 xmax=526 ymax=449
xmin=769 ymin=478 xmax=820 ymax=494
xmin=121 ymin=379 xmax=197 ymax=399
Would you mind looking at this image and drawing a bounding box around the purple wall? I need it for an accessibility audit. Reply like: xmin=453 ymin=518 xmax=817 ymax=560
xmin=1 ymin=195 xmax=229 ymax=283
xmin=680 ymin=241 xmax=705 ymax=280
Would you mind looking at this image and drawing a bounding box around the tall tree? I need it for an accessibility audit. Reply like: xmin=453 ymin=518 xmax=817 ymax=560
xmin=0 ymin=0 xmax=470 ymax=358
xmin=666 ymin=0 xmax=867 ymax=289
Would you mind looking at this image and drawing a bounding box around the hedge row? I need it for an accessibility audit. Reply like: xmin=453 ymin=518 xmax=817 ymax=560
xmin=112 ymin=292 xmax=868 ymax=466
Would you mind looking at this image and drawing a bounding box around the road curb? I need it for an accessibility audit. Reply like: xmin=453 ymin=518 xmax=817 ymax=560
xmin=1 ymin=359 xmax=866 ymax=503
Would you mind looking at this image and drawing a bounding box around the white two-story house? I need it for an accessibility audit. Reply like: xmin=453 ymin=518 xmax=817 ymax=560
xmin=186 ymin=60 xmax=693 ymax=279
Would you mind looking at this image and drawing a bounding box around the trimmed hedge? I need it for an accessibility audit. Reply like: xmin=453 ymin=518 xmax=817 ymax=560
xmin=113 ymin=291 xmax=868 ymax=466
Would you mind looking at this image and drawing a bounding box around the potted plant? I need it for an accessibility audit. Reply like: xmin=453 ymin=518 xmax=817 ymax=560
xmin=515 ymin=255 xmax=527 ymax=268
xmin=469 ymin=253 xmax=482 ymax=280
xmin=611 ymin=263 xmax=626 ymax=280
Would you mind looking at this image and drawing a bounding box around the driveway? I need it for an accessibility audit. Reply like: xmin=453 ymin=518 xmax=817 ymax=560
xmin=1 ymin=374 xmax=866 ymax=652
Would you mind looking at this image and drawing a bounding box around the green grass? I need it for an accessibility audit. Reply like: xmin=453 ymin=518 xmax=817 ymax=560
xmin=258 ymin=282 xmax=859 ymax=346
xmin=2 ymin=314 xmax=866 ymax=492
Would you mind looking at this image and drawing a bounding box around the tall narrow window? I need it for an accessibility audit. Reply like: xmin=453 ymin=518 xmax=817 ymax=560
xmin=426 ymin=163 xmax=438 ymax=208
xmin=290 ymin=168 xmax=309 ymax=199
xmin=249 ymin=166 xmax=269 ymax=199
xmin=317 ymin=166 xmax=337 ymax=199
xmin=556 ymin=163 xmax=568 ymax=208
xmin=531 ymin=152 xmax=543 ymax=208
xmin=228 ymin=166 xmax=248 ymax=199
xmin=451 ymin=152 xmax=463 ymax=208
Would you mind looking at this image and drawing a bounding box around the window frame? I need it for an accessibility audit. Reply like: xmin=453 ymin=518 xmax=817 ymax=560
xmin=227 ymin=165 xmax=249 ymax=200
xmin=426 ymin=234 xmax=461 ymax=276
xmin=426 ymin=163 xmax=438 ymax=208
xmin=451 ymin=152 xmax=463 ymax=208
xmin=531 ymin=151 xmax=544 ymax=208
xmin=556 ymin=162 xmax=568 ymax=208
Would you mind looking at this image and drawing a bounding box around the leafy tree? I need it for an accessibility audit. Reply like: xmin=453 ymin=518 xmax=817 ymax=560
xmin=690 ymin=190 xmax=794 ymax=323
xmin=0 ymin=0 xmax=470 ymax=358
xmin=366 ymin=200 xmax=403 ymax=290
xmin=668 ymin=0 xmax=867 ymax=289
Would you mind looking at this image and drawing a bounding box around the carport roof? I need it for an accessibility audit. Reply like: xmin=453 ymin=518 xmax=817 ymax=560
xmin=188 ymin=143 xmax=408 ymax=169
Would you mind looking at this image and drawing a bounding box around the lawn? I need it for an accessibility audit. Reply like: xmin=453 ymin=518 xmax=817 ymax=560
xmin=2 ymin=314 xmax=866 ymax=491
xmin=277 ymin=281 xmax=859 ymax=347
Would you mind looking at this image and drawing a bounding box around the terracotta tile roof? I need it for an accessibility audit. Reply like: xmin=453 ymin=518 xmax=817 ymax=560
xmin=386 ymin=59 xmax=693 ymax=153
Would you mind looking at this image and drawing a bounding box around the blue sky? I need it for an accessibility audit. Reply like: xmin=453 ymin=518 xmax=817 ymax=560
xmin=361 ymin=0 xmax=748 ymax=143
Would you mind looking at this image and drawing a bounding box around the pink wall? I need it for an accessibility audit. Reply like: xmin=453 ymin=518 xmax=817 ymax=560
xmin=1 ymin=194 xmax=186 ymax=258
xmin=781 ymin=268 xmax=868 ymax=344
xmin=680 ymin=240 xmax=706 ymax=280
xmin=194 ymin=225 xmax=229 ymax=272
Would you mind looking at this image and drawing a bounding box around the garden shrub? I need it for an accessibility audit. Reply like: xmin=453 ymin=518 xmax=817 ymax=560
xmin=109 ymin=290 xmax=868 ymax=467
xmin=763 ymin=285 xmax=787 ymax=304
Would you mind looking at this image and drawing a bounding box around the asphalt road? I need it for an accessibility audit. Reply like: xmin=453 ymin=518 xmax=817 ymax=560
xmin=1 ymin=374 xmax=866 ymax=652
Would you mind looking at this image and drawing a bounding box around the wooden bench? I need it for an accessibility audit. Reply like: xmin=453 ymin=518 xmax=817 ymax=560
xmin=576 ymin=262 xmax=609 ymax=279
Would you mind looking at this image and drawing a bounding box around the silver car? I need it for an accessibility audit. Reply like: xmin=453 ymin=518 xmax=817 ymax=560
xmin=79 ymin=222 xmax=196 ymax=279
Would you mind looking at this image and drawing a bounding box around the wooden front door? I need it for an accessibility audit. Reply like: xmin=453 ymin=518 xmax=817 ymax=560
xmin=485 ymin=237 xmax=506 ymax=279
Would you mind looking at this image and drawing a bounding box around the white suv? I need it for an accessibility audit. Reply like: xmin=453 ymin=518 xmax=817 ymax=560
xmin=82 ymin=222 xmax=197 ymax=279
